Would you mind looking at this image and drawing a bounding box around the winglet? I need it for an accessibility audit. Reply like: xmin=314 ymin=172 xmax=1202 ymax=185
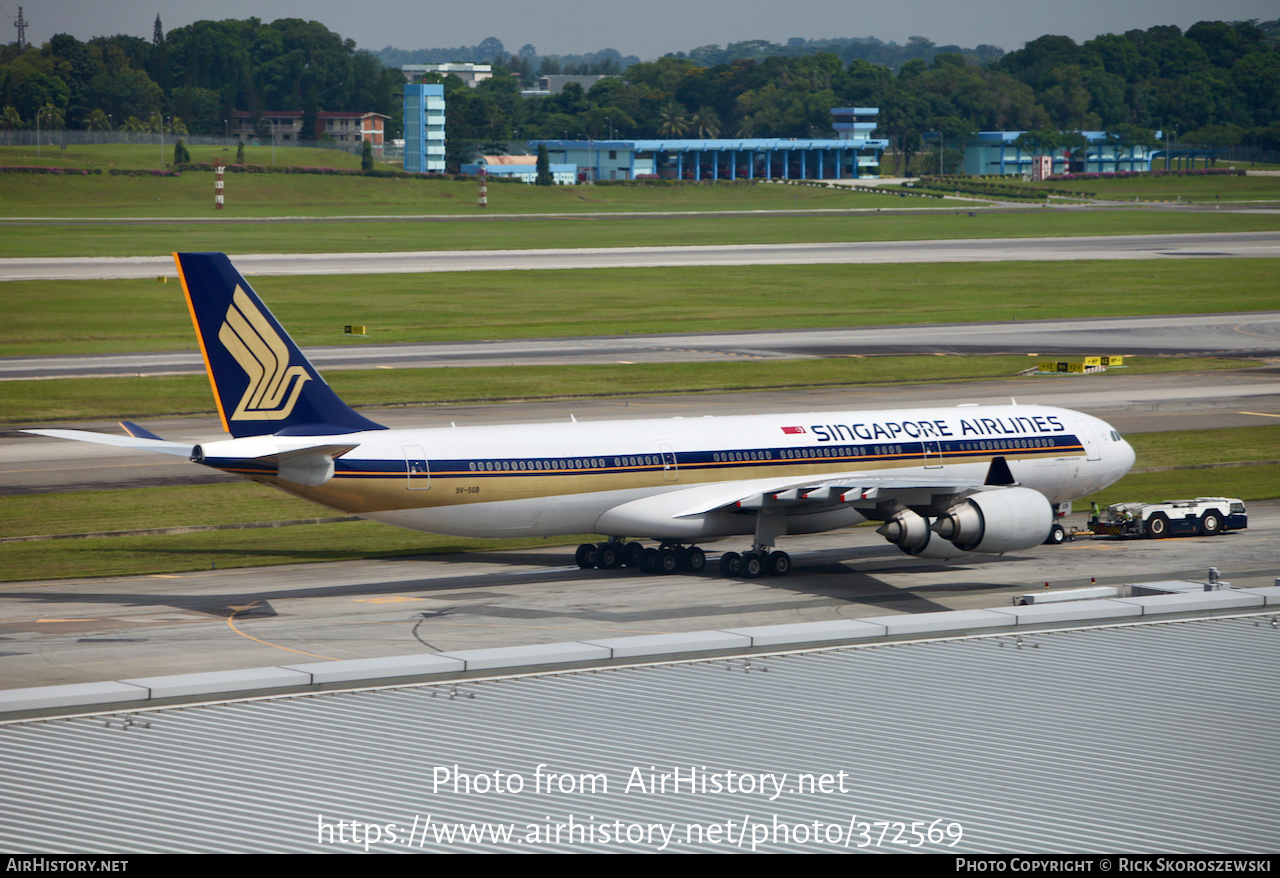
xmin=172 ymin=252 xmax=385 ymax=438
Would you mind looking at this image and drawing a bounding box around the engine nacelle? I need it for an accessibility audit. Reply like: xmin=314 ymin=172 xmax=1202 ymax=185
xmin=931 ymin=487 xmax=1053 ymax=554
xmin=877 ymin=510 xmax=970 ymax=559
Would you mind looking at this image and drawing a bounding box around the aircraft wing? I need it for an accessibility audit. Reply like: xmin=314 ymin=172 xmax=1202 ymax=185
xmin=23 ymin=428 xmax=194 ymax=458
xmin=672 ymin=470 xmax=994 ymax=518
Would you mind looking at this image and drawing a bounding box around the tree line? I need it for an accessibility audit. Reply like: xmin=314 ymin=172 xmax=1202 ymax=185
xmin=2 ymin=17 xmax=1277 ymax=173
xmin=436 ymin=20 xmax=1279 ymax=171
xmin=0 ymin=16 xmax=403 ymax=140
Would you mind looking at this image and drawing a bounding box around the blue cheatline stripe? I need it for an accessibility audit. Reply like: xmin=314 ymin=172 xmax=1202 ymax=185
xmin=296 ymin=435 xmax=1085 ymax=481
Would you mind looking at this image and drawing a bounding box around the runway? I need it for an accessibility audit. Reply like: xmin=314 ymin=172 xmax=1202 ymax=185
xmin=1 ymin=231 xmax=1278 ymax=281
xmin=6 ymin=312 xmax=1280 ymax=380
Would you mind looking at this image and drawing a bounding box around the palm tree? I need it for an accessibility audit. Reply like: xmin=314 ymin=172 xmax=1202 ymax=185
xmin=657 ymin=102 xmax=689 ymax=138
xmin=691 ymin=107 xmax=720 ymax=139
xmin=1 ymin=106 xmax=21 ymax=145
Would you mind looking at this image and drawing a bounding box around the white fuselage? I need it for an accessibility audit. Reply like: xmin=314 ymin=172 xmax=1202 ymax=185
xmin=222 ymin=403 xmax=1135 ymax=542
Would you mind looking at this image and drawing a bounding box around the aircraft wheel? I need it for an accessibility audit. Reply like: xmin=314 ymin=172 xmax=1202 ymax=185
xmin=684 ymin=547 xmax=707 ymax=573
xmin=741 ymin=552 xmax=764 ymax=578
xmin=766 ymin=551 xmax=791 ymax=577
xmin=1147 ymin=513 xmax=1170 ymax=539
xmin=1199 ymin=511 xmax=1223 ymax=535
xmin=719 ymin=552 xmax=743 ymax=578
xmin=641 ymin=548 xmax=660 ymax=573
xmin=597 ymin=543 xmax=623 ymax=569
xmin=657 ymin=548 xmax=680 ymax=575
xmin=575 ymin=543 xmax=599 ymax=569
xmin=1043 ymin=523 xmax=1066 ymax=546
xmin=623 ymin=541 xmax=646 ymax=567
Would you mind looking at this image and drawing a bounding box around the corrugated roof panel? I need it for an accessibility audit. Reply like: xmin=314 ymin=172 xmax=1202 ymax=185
xmin=1 ymin=617 xmax=1275 ymax=852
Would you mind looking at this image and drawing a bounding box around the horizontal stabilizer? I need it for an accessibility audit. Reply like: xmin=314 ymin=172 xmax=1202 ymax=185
xmin=24 ymin=428 xmax=194 ymax=458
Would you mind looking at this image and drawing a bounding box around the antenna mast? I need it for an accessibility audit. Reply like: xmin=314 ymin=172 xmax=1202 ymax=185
xmin=14 ymin=6 xmax=29 ymax=50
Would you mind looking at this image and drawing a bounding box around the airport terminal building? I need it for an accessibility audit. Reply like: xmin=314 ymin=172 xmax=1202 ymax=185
xmin=961 ymin=130 xmax=1162 ymax=177
xmin=528 ymin=108 xmax=887 ymax=182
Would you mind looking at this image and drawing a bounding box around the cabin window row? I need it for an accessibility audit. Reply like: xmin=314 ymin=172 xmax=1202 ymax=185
xmin=467 ymin=456 xmax=659 ymax=472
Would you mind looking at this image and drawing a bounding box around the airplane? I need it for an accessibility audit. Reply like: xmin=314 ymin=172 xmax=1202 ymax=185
xmin=27 ymin=252 xmax=1136 ymax=578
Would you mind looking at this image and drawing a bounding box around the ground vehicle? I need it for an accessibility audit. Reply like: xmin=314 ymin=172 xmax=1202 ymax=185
xmin=1088 ymin=497 xmax=1247 ymax=539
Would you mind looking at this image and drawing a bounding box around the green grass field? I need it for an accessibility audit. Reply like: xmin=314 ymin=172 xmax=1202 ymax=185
xmin=4 ymin=356 xmax=1248 ymax=426
xmin=1037 ymin=172 xmax=1280 ymax=203
xmin=0 ymin=142 xmax=367 ymax=171
xmin=3 ymin=197 xmax=1278 ymax=260
xmin=5 ymin=259 xmax=1277 ymax=357
xmin=0 ymin=161 xmax=922 ymax=220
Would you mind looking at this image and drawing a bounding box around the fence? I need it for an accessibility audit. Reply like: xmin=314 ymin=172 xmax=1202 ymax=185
xmin=1 ymin=129 xmax=369 ymax=155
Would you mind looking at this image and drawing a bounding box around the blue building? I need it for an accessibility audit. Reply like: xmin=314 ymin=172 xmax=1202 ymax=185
xmin=459 ymin=155 xmax=577 ymax=184
xmin=403 ymin=83 xmax=446 ymax=173
xmin=527 ymin=107 xmax=887 ymax=182
xmin=961 ymin=131 xmax=1162 ymax=177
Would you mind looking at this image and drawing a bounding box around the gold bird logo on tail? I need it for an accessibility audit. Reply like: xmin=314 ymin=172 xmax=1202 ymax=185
xmin=219 ymin=286 xmax=309 ymax=420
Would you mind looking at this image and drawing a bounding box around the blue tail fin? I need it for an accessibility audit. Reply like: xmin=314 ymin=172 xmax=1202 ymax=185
xmin=174 ymin=252 xmax=385 ymax=438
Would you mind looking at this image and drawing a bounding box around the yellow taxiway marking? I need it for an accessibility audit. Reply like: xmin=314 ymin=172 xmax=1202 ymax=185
xmin=1239 ymin=411 xmax=1280 ymax=419
xmin=225 ymin=605 xmax=335 ymax=660
xmin=1233 ymin=322 xmax=1280 ymax=342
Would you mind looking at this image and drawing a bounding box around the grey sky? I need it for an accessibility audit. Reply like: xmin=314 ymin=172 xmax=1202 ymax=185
xmin=9 ymin=0 xmax=1279 ymax=60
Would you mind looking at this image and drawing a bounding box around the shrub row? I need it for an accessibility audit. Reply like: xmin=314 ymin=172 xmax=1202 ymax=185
xmin=1047 ymin=168 xmax=1246 ymax=181
xmin=916 ymin=176 xmax=1095 ymax=199
xmin=173 ymin=162 xmax=466 ymax=179
xmin=0 ymin=165 xmax=102 ymax=174
xmin=0 ymin=166 xmax=181 ymax=176
xmin=109 ymin=168 xmax=179 ymax=176
xmin=908 ymin=182 xmax=1046 ymax=200
xmin=593 ymin=178 xmax=760 ymax=187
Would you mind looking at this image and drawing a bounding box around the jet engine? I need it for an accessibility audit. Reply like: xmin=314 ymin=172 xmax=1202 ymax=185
xmin=877 ymin=510 xmax=969 ymax=559
xmin=930 ymin=487 xmax=1053 ymax=554
xmin=878 ymin=487 xmax=1053 ymax=557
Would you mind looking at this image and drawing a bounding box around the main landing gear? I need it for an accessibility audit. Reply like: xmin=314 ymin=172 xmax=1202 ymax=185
xmin=718 ymin=507 xmax=792 ymax=578
xmin=718 ymin=548 xmax=791 ymax=579
xmin=575 ymin=540 xmax=706 ymax=575
xmin=574 ymin=539 xmax=793 ymax=578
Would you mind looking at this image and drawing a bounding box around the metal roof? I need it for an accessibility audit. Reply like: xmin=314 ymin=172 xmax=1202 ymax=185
xmin=2 ymin=613 xmax=1276 ymax=853
xmin=533 ymin=138 xmax=884 ymax=151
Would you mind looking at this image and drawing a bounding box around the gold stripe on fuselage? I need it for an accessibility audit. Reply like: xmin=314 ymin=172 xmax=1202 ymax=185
xmin=241 ymin=449 xmax=1075 ymax=514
